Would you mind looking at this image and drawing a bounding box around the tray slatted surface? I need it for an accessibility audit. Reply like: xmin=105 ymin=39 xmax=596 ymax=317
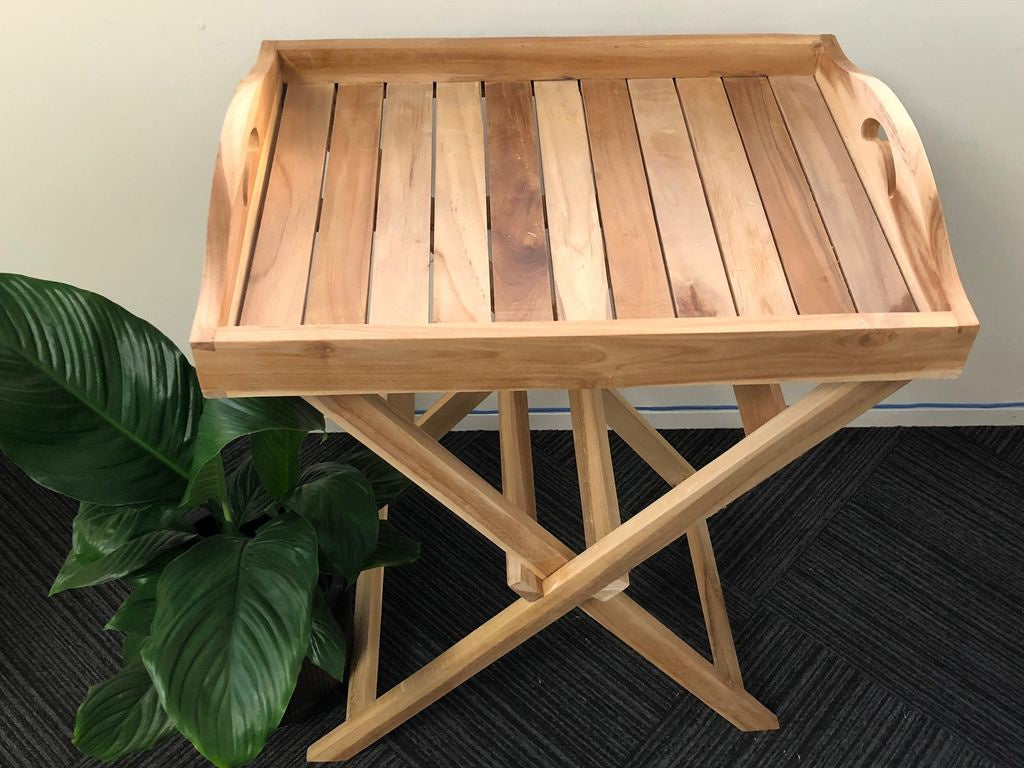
xmin=237 ymin=75 xmax=919 ymax=329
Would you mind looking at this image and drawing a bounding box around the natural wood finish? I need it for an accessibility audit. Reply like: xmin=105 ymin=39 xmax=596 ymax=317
xmin=601 ymin=389 xmax=742 ymax=684
xmin=815 ymin=36 xmax=974 ymax=326
xmin=307 ymin=380 xmax=902 ymax=760
xmin=276 ymin=35 xmax=824 ymax=84
xmin=239 ymin=83 xmax=333 ymax=325
xmin=733 ymin=384 xmax=788 ymax=434
xmin=433 ymin=82 xmax=491 ymax=322
xmin=724 ymin=77 xmax=855 ymax=315
xmin=569 ymin=390 xmax=629 ymax=599
xmin=581 ymin=79 xmax=674 ymax=319
xmin=500 ymin=392 xmax=543 ymax=599
xmin=305 ymin=83 xmax=383 ymax=324
xmin=627 ymin=78 xmax=735 ymax=318
xmin=347 ymin=393 xmax=415 ymax=715
xmin=197 ymin=311 xmax=970 ymax=396
xmin=534 ymin=80 xmax=611 ymax=321
xmin=368 ymin=83 xmax=433 ymax=324
xmin=486 ymin=81 xmax=553 ymax=322
xmin=676 ymin=78 xmax=795 ymax=316
xmin=417 ymin=392 xmax=489 ymax=437
xmin=770 ymin=75 xmax=914 ymax=313
xmin=193 ymin=42 xmax=281 ymax=347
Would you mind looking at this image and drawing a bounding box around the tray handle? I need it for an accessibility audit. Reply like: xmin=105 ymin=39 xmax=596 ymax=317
xmin=815 ymin=36 xmax=975 ymax=327
xmin=191 ymin=42 xmax=282 ymax=351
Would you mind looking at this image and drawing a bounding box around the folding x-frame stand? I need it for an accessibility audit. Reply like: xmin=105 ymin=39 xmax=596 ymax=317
xmin=304 ymin=380 xmax=904 ymax=762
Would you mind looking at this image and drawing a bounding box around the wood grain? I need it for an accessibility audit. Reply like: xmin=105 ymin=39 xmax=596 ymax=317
xmin=569 ymin=389 xmax=629 ymax=599
xmin=724 ymin=77 xmax=855 ymax=314
xmin=815 ymin=36 xmax=968 ymax=318
xmin=601 ymin=389 xmax=742 ymax=684
xmin=368 ymin=83 xmax=433 ymax=324
xmin=627 ymin=78 xmax=735 ymax=318
xmin=676 ymin=78 xmax=795 ymax=316
xmin=305 ymin=83 xmax=383 ymax=324
xmin=770 ymin=75 xmax=914 ymax=313
xmin=276 ymin=34 xmax=824 ymax=84
xmin=535 ymin=80 xmax=611 ymax=321
xmin=433 ymin=82 xmax=491 ymax=322
xmin=193 ymin=41 xmax=281 ymax=347
xmin=500 ymin=391 xmax=543 ymax=599
xmin=197 ymin=311 xmax=971 ymax=396
xmin=240 ymin=83 xmax=333 ymax=325
xmin=581 ymin=79 xmax=674 ymax=318
xmin=486 ymin=81 xmax=554 ymax=322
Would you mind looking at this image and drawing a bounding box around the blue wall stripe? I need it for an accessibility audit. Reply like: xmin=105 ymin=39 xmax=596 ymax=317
xmin=414 ymin=401 xmax=1024 ymax=416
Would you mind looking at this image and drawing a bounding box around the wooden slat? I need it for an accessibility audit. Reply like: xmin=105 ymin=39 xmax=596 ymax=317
xmin=676 ymin=78 xmax=795 ymax=317
xmin=276 ymin=35 xmax=824 ymax=84
xmin=534 ymin=80 xmax=610 ymax=321
xmin=240 ymin=83 xmax=333 ymax=325
xmin=486 ymin=81 xmax=554 ymax=322
xmin=368 ymin=83 xmax=433 ymax=324
xmin=724 ymin=77 xmax=855 ymax=315
xmin=627 ymin=78 xmax=735 ymax=318
xmin=581 ymin=79 xmax=674 ymax=319
xmin=433 ymin=82 xmax=491 ymax=322
xmin=305 ymin=84 xmax=383 ymax=324
xmin=500 ymin=391 xmax=543 ymax=599
xmin=770 ymin=76 xmax=915 ymax=313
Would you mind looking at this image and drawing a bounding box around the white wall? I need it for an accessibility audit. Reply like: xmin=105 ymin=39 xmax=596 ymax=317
xmin=2 ymin=1 xmax=1021 ymax=428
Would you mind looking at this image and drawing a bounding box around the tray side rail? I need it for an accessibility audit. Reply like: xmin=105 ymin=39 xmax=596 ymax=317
xmin=814 ymin=36 xmax=977 ymax=331
xmin=191 ymin=42 xmax=283 ymax=350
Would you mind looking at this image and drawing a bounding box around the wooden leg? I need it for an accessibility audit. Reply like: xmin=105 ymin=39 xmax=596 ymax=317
xmin=307 ymin=380 xmax=904 ymax=761
xmin=347 ymin=394 xmax=415 ymax=715
xmin=500 ymin=391 xmax=543 ymax=599
xmin=569 ymin=389 xmax=629 ymax=600
xmin=733 ymin=384 xmax=787 ymax=434
xmin=418 ymin=391 xmax=490 ymax=436
xmin=348 ymin=392 xmax=486 ymax=715
xmin=603 ymin=389 xmax=742 ymax=684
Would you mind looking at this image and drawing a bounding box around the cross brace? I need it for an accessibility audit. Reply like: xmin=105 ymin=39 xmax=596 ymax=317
xmin=306 ymin=380 xmax=904 ymax=761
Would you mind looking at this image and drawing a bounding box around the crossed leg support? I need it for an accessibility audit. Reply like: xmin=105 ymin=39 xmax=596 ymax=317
xmin=308 ymin=380 xmax=904 ymax=762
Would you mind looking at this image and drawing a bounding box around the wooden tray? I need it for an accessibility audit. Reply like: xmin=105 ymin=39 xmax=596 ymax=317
xmin=191 ymin=35 xmax=977 ymax=396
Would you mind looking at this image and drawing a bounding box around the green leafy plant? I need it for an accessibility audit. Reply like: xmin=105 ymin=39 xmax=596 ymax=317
xmin=0 ymin=273 xmax=419 ymax=767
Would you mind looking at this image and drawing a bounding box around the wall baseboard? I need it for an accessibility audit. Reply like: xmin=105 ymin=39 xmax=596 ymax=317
xmin=448 ymin=403 xmax=1024 ymax=430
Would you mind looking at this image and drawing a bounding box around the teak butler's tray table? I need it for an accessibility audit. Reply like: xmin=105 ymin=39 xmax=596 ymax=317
xmin=191 ymin=35 xmax=977 ymax=762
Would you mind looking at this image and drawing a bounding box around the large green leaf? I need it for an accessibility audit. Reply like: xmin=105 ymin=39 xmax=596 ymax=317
xmin=251 ymin=429 xmax=305 ymax=499
xmin=65 ymin=501 xmax=192 ymax=563
xmin=74 ymin=658 xmax=176 ymax=762
xmin=362 ymin=520 xmax=421 ymax=570
xmin=106 ymin=574 xmax=159 ymax=635
xmin=286 ymin=463 xmax=379 ymax=582
xmin=0 ymin=273 xmax=202 ymax=504
xmin=51 ymin=529 xmax=196 ymax=595
xmin=51 ymin=502 xmax=194 ymax=594
xmin=307 ymin=588 xmax=346 ymax=681
xmin=142 ymin=515 xmax=318 ymax=768
xmin=183 ymin=397 xmax=323 ymax=507
xmin=226 ymin=456 xmax=276 ymax=526
xmin=338 ymin=448 xmax=411 ymax=507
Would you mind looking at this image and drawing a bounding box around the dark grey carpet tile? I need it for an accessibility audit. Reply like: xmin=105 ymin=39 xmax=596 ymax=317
xmin=708 ymin=427 xmax=905 ymax=598
xmin=957 ymin=425 xmax=1024 ymax=469
xmin=3 ymin=427 xmax=1022 ymax=768
xmin=768 ymin=495 xmax=1024 ymax=766
xmin=622 ymin=605 xmax=996 ymax=768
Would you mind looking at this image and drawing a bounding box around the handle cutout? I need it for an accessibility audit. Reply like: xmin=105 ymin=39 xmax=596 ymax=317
xmin=242 ymin=128 xmax=261 ymax=206
xmin=861 ymin=118 xmax=896 ymax=198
